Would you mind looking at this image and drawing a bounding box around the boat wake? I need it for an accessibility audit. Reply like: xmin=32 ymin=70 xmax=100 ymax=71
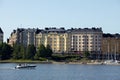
xmin=0 ymin=67 xmax=15 ymax=70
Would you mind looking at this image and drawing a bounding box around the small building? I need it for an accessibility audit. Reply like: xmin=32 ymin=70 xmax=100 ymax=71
xmin=102 ymin=33 xmax=120 ymax=60
xmin=0 ymin=28 xmax=3 ymax=43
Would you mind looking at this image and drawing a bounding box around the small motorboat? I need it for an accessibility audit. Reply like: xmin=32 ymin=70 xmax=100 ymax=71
xmin=15 ymin=64 xmax=36 ymax=69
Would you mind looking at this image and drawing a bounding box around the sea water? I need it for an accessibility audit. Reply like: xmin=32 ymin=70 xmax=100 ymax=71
xmin=0 ymin=63 xmax=120 ymax=80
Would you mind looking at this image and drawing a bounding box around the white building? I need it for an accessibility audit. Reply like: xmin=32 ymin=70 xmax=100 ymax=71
xmin=70 ymin=28 xmax=103 ymax=54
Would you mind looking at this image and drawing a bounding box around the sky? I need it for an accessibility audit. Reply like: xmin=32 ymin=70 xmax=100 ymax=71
xmin=0 ymin=0 xmax=120 ymax=42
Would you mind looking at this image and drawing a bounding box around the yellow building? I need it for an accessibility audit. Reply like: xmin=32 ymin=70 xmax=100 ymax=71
xmin=8 ymin=30 xmax=17 ymax=46
xmin=35 ymin=28 xmax=71 ymax=53
xmin=101 ymin=34 xmax=120 ymax=60
xmin=102 ymin=34 xmax=120 ymax=54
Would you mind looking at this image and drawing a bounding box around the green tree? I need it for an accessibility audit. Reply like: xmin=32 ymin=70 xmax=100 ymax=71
xmin=0 ymin=43 xmax=3 ymax=60
xmin=83 ymin=51 xmax=90 ymax=58
xmin=26 ymin=44 xmax=36 ymax=60
xmin=34 ymin=44 xmax=46 ymax=59
xmin=12 ymin=44 xmax=21 ymax=59
xmin=20 ymin=45 xmax=26 ymax=59
xmin=0 ymin=43 xmax=13 ymax=60
xmin=46 ymin=44 xmax=53 ymax=57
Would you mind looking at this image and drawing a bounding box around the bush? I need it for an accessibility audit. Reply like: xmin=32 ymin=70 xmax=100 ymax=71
xmin=39 ymin=57 xmax=47 ymax=61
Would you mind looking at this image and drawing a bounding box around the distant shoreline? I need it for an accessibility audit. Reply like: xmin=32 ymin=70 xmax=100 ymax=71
xmin=0 ymin=59 xmax=98 ymax=64
xmin=0 ymin=60 xmax=120 ymax=65
xmin=0 ymin=60 xmax=53 ymax=64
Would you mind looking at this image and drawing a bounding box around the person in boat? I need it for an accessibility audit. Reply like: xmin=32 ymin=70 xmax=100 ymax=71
xmin=18 ymin=64 xmax=21 ymax=66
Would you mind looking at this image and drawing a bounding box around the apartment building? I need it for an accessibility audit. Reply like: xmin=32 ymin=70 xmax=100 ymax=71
xmin=8 ymin=27 xmax=103 ymax=54
xmin=8 ymin=30 xmax=17 ymax=46
xmin=0 ymin=28 xmax=3 ymax=43
xmin=8 ymin=28 xmax=36 ymax=47
xmin=69 ymin=28 xmax=103 ymax=54
xmin=35 ymin=28 xmax=71 ymax=53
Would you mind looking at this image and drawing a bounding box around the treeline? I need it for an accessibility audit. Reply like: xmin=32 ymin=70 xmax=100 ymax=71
xmin=0 ymin=43 xmax=53 ymax=60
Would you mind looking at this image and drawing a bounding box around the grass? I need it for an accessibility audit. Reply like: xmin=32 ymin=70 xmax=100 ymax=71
xmin=80 ymin=58 xmax=91 ymax=63
xmin=0 ymin=59 xmax=52 ymax=63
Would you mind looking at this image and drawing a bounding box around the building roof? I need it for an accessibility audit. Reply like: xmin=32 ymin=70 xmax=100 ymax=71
xmin=44 ymin=27 xmax=66 ymax=33
xmin=103 ymin=33 xmax=120 ymax=38
xmin=68 ymin=27 xmax=102 ymax=33
xmin=34 ymin=27 xmax=66 ymax=34
xmin=0 ymin=27 xmax=3 ymax=33
xmin=35 ymin=29 xmax=43 ymax=34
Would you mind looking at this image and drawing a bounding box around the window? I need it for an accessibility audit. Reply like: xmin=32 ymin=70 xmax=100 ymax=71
xmin=90 ymin=46 xmax=93 ymax=47
xmin=76 ymin=42 xmax=77 ymax=44
xmin=54 ymin=44 xmax=56 ymax=46
xmin=90 ymin=42 xmax=93 ymax=44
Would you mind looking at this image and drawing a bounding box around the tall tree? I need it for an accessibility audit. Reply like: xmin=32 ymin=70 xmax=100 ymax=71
xmin=26 ymin=45 xmax=36 ymax=60
xmin=46 ymin=44 xmax=53 ymax=57
xmin=12 ymin=44 xmax=21 ymax=59
xmin=0 ymin=43 xmax=13 ymax=60
xmin=35 ymin=44 xmax=46 ymax=59
xmin=20 ymin=45 xmax=26 ymax=59
xmin=0 ymin=43 xmax=3 ymax=60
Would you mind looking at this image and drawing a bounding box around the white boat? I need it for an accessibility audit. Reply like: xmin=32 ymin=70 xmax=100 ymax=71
xmin=104 ymin=60 xmax=119 ymax=65
xmin=103 ymin=43 xmax=120 ymax=65
xmin=15 ymin=64 xmax=36 ymax=69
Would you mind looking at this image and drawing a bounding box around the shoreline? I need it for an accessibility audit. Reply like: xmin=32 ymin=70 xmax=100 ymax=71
xmin=0 ymin=60 xmax=120 ymax=65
